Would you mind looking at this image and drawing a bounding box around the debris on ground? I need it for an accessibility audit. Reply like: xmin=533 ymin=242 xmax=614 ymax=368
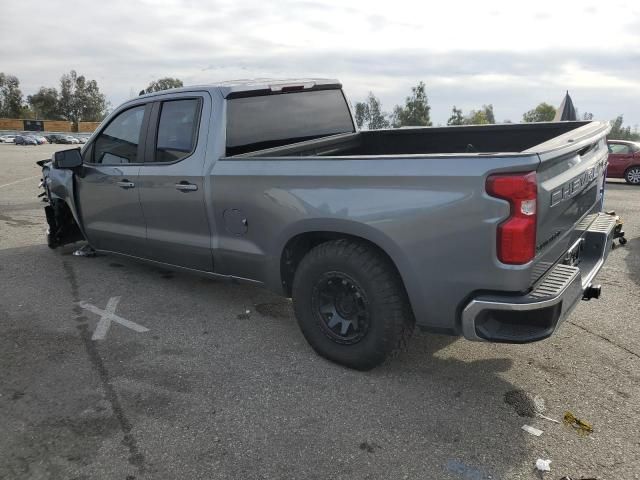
xmin=531 ymin=394 xmax=560 ymax=423
xmin=521 ymin=425 xmax=543 ymax=436
xmin=73 ymin=244 xmax=96 ymax=257
xmin=535 ymin=458 xmax=551 ymax=472
xmin=537 ymin=413 xmax=560 ymax=424
xmin=563 ymin=411 xmax=593 ymax=435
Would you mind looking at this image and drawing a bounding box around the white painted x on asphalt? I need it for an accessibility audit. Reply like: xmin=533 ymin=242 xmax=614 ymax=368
xmin=78 ymin=296 xmax=149 ymax=340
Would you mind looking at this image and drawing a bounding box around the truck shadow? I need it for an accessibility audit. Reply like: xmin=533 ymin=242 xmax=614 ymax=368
xmin=1 ymin=243 xmax=531 ymax=480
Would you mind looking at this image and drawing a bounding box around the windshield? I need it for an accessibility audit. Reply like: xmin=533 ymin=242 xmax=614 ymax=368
xmin=226 ymin=88 xmax=354 ymax=155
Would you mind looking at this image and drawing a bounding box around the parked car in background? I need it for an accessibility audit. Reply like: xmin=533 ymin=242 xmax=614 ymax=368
xmin=77 ymin=136 xmax=88 ymax=144
xmin=607 ymin=140 xmax=640 ymax=184
xmin=61 ymin=135 xmax=80 ymax=144
xmin=0 ymin=134 xmax=17 ymax=143
xmin=46 ymin=134 xmax=67 ymax=144
xmin=33 ymin=135 xmax=48 ymax=144
xmin=15 ymin=135 xmax=38 ymax=145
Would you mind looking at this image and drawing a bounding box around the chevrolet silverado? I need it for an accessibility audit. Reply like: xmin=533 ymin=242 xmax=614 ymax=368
xmin=39 ymin=79 xmax=618 ymax=370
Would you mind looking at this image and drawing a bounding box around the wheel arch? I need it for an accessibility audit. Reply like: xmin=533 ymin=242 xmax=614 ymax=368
xmin=274 ymin=222 xmax=416 ymax=319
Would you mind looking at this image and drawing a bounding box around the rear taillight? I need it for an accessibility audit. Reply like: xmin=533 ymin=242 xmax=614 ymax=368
xmin=486 ymin=171 xmax=537 ymax=265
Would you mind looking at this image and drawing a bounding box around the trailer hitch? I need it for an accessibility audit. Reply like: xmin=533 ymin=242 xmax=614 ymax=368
xmin=582 ymin=284 xmax=602 ymax=301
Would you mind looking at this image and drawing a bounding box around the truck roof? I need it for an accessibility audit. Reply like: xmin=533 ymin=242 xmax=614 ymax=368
xmin=136 ymin=78 xmax=341 ymax=100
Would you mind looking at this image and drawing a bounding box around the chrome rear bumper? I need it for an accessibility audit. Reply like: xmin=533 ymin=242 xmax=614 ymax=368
xmin=461 ymin=213 xmax=617 ymax=343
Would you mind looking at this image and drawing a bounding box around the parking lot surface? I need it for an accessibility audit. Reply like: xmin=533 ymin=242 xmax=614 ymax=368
xmin=1 ymin=144 xmax=639 ymax=479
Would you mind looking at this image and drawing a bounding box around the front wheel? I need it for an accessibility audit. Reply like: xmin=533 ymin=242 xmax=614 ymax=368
xmin=292 ymin=239 xmax=414 ymax=370
xmin=624 ymin=166 xmax=640 ymax=185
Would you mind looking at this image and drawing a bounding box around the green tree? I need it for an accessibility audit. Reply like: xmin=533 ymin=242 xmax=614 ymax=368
xmin=609 ymin=115 xmax=640 ymax=141
xmin=27 ymin=87 xmax=61 ymax=119
xmin=354 ymin=101 xmax=368 ymax=129
xmin=464 ymin=104 xmax=495 ymax=125
xmin=0 ymin=73 xmax=24 ymax=118
xmin=354 ymin=92 xmax=390 ymax=130
xmin=522 ymin=102 xmax=556 ymax=122
xmin=482 ymin=104 xmax=495 ymax=124
xmin=391 ymin=81 xmax=432 ymax=127
xmin=447 ymin=106 xmax=464 ymax=126
xmin=58 ymin=70 xmax=108 ymax=128
xmin=143 ymin=77 xmax=183 ymax=94
xmin=20 ymin=105 xmax=36 ymax=119
xmin=465 ymin=110 xmax=490 ymax=125
xmin=367 ymin=94 xmax=389 ymax=130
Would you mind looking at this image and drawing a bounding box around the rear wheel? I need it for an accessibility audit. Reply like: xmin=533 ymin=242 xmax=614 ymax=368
xmin=292 ymin=239 xmax=414 ymax=370
xmin=624 ymin=166 xmax=640 ymax=185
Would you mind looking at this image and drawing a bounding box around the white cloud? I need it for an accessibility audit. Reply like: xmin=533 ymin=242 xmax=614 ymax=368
xmin=1 ymin=0 xmax=639 ymax=125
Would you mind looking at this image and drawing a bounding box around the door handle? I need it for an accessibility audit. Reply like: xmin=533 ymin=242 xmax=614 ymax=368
xmin=175 ymin=182 xmax=198 ymax=192
xmin=117 ymin=180 xmax=135 ymax=189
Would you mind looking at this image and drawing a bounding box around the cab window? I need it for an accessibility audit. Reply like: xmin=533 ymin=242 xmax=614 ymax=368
xmin=226 ymin=89 xmax=355 ymax=156
xmin=93 ymin=106 xmax=146 ymax=164
xmin=153 ymin=99 xmax=200 ymax=163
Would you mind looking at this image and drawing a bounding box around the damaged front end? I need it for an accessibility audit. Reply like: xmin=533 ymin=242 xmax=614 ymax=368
xmin=37 ymin=159 xmax=85 ymax=248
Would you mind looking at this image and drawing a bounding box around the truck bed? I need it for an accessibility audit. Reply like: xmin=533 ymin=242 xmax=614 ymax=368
xmin=231 ymin=121 xmax=592 ymax=158
xmin=220 ymin=119 xmax=610 ymax=335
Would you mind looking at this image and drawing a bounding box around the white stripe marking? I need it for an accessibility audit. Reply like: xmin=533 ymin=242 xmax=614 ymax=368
xmin=0 ymin=175 xmax=40 ymax=189
xmin=78 ymin=296 xmax=149 ymax=340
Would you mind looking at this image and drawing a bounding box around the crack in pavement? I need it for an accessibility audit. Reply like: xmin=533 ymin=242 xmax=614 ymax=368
xmin=62 ymin=260 xmax=146 ymax=473
xmin=569 ymin=320 xmax=640 ymax=360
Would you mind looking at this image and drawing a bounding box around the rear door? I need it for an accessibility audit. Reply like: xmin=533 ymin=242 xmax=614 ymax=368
xmin=137 ymin=93 xmax=213 ymax=271
xmin=607 ymin=142 xmax=633 ymax=177
xmin=76 ymin=103 xmax=150 ymax=256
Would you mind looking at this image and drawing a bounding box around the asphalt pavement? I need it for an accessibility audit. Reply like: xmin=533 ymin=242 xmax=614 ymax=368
xmin=1 ymin=144 xmax=639 ymax=479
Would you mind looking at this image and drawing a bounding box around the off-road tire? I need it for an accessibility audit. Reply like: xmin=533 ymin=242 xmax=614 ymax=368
xmin=292 ymin=239 xmax=415 ymax=370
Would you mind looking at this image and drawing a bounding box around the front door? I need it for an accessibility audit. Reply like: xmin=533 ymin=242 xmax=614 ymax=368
xmin=76 ymin=104 xmax=149 ymax=256
xmin=137 ymin=95 xmax=213 ymax=271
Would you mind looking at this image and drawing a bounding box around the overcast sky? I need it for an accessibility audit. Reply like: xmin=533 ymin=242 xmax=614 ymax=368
xmin=2 ymin=0 xmax=639 ymax=126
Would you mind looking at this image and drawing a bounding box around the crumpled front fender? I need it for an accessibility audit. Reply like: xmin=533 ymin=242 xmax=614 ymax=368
xmin=42 ymin=163 xmax=83 ymax=231
xmin=40 ymin=161 xmax=86 ymax=247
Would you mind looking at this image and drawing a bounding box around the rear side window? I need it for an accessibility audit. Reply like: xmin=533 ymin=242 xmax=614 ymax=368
xmin=94 ymin=106 xmax=145 ymax=164
xmin=608 ymin=143 xmax=630 ymax=154
xmin=155 ymin=99 xmax=199 ymax=163
xmin=226 ymin=89 xmax=354 ymax=156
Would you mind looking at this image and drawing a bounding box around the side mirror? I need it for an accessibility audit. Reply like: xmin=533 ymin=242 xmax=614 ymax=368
xmin=52 ymin=148 xmax=82 ymax=169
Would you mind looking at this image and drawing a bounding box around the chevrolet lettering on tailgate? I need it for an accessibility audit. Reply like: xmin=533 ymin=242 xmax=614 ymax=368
xmin=550 ymin=159 xmax=605 ymax=207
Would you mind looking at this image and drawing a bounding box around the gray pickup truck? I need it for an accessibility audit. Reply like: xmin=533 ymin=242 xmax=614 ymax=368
xmin=41 ymin=78 xmax=618 ymax=370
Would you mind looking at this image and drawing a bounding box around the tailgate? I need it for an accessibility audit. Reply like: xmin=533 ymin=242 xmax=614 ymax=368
xmin=528 ymin=121 xmax=610 ymax=281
